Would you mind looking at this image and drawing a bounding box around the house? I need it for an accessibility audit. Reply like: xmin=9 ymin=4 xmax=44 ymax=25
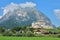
xmin=33 ymin=30 xmax=41 ymax=34
xmin=33 ymin=30 xmax=48 ymax=34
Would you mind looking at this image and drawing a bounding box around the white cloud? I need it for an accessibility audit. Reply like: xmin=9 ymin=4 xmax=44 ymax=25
xmin=3 ymin=2 xmax=36 ymax=14
xmin=0 ymin=16 xmax=2 ymax=19
xmin=20 ymin=2 xmax=36 ymax=8
xmin=54 ymin=9 xmax=60 ymax=19
xmin=3 ymin=2 xmax=18 ymax=16
xmin=0 ymin=2 xmax=36 ymax=19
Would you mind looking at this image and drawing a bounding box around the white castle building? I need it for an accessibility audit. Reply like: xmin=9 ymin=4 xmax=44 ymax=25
xmin=32 ymin=20 xmax=53 ymax=29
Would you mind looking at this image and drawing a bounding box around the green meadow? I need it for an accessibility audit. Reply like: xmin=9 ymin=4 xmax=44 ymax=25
xmin=0 ymin=36 xmax=60 ymax=40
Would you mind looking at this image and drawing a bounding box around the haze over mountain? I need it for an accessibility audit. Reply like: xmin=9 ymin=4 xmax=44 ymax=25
xmin=0 ymin=2 xmax=53 ymax=28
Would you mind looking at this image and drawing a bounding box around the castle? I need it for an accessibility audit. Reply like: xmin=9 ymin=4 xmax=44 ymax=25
xmin=32 ymin=20 xmax=53 ymax=29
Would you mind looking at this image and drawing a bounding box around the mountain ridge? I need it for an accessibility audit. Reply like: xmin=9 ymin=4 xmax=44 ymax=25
xmin=0 ymin=7 xmax=53 ymax=28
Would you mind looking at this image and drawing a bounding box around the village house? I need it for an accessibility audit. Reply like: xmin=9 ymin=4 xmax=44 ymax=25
xmin=33 ymin=30 xmax=48 ymax=34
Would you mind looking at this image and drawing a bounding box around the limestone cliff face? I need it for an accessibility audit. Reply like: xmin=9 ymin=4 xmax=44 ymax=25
xmin=0 ymin=3 xmax=52 ymax=28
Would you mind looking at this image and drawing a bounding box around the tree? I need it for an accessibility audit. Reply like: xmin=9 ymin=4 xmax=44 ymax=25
xmin=26 ymin=31 xmax=34 ymax=37
xmin=57 ymin=26 xmax=60 ymax=30
xmin=3 ymin=29 xmax=13 ymax=36
xmin=0 ymin=27 xmax=5 ymax=33
xmin=13 ymin=26 xmax=21 ymax=30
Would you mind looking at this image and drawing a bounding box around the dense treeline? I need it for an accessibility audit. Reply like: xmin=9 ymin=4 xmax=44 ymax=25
xmin=0 ymin=25 xmax=60 ymax=37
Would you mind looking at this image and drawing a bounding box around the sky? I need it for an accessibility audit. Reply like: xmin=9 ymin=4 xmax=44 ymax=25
xmin=0 ymin=0 xmax=60 ymax=27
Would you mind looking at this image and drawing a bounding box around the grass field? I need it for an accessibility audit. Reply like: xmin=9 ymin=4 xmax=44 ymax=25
xmin=0 ymin=36 xmax=60 ymax=40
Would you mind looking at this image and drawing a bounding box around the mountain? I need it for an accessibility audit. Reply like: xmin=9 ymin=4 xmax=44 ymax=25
xmin=0 ymin=5 xmax=52 ymax=28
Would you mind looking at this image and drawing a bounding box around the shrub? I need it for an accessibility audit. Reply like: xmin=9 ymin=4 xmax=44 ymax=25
xmin=15 ymin=31 xmax=25 ymax=37
xmin=34 ymin=33 xmax=44 ymax=37
xmin=3 ymin=29 xmax=13 ymax=36
xmin=57 ymin=34 xmax=60 ymax=38
xmin=26 ymin=31 xmax=34 ymax=37
xmin=3 ymin=31 xmax=13 ymax=36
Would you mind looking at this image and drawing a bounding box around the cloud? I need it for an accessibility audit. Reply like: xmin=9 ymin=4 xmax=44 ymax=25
xmin=20 ymin=2 xmax=36 ymax=8
xmin=0 ymin=2 xmax=36 ymax=19
xmin=0 ymin=16 xmax=2 ymax=19
xmin=54 ymin=9 xmax=60 ymax=19
xmin=3 ymin=2 xmax=18 ymax=16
